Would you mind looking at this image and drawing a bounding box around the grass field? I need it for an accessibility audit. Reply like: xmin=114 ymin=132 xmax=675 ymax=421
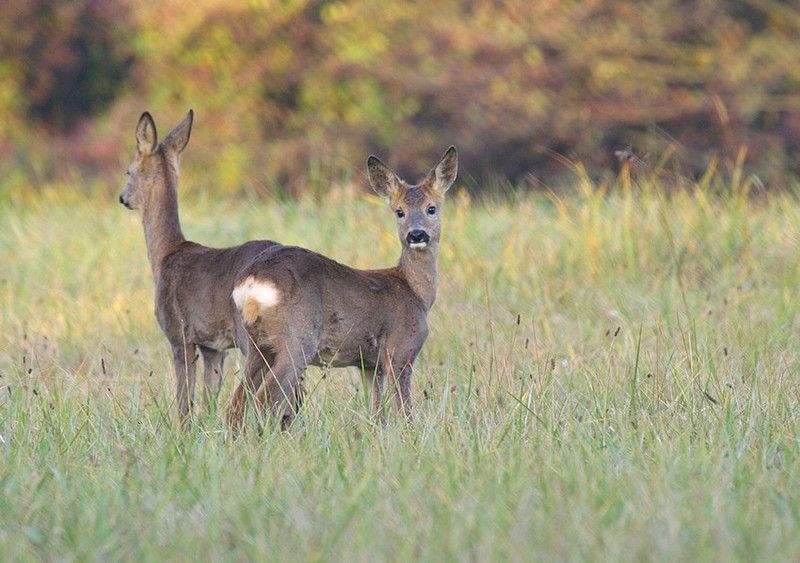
xmin=1 ymin=176 xmax=800 ymax=561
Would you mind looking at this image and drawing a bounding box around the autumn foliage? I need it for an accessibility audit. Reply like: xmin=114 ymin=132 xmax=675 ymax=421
xmin=1 ymin=0 xmax=799 ymax=193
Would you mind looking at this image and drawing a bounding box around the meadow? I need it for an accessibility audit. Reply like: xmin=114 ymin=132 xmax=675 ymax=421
xmin=1 ymin=174 xmax=799 ymax=561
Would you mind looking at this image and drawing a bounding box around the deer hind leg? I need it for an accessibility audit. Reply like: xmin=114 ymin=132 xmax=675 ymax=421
xmin=254 ymin=350 xmax=308 ymax=431
xmin=172 ymin=342 xmax=198 ymax=424
xmin=225 ymin=345 xmax=272 ymax=433
xmin=199 ymin=346 xmax=225 ymax=411
xmin=290 ymin=373 xmax=307 ymax=425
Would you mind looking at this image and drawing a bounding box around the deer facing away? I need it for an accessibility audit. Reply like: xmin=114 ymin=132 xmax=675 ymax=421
xmin=120 ymin=110 xmax=278 ymax=421
xmin=226 ymin=146 xmax=458 ymax=430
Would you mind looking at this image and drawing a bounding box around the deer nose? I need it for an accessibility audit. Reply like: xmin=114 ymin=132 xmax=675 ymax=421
xmin=119 ymin=194 xmax=125 ymax=205
xmin=407 ymin=230 xmax=430 ymax=245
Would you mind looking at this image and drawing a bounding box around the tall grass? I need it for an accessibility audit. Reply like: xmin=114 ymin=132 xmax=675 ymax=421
xmin=1 ymin=176 xmax=799 ymax=560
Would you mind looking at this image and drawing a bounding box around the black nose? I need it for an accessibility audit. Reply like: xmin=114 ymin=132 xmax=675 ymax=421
xmin=119 ymin=195 xmax=124 ymax=205
xmin=407 ymin=230 xmax=430 ymax=244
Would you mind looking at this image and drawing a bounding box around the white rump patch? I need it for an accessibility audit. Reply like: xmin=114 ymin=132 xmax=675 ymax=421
xmin=232 ymin=276 xmax=280 ymax=310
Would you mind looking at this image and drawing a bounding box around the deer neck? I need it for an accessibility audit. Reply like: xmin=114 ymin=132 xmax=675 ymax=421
xmin=398 ymin=244 xmax=439 ymax=311
xmin=142 ymin=154 xmax=185 ymax=279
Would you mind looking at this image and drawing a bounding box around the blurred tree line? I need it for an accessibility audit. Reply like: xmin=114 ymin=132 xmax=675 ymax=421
xmin=1 ymin=0 xmax=799 ymax=194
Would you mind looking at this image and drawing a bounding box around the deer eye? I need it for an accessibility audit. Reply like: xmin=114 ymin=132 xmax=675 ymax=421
xmin=395 ymin=209 xmax=405 ymax=218
xmin=427 ymin=205 xmax=437 ymax=215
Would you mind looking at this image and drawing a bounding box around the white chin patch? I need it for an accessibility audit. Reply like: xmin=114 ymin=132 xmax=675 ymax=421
xmin=409 ymin=242 xmax=428 ymax=249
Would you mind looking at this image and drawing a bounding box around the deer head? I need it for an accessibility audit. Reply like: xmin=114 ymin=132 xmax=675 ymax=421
xmin=367 ymin=146 xmax=458 ymax=251
xmin=119 ymin=110 xmax=193 ymax=210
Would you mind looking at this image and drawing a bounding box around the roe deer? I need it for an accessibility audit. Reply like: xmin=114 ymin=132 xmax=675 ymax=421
xmin=120 ymin=110 xmax=277 ymax=422
xmin=226 ymin=146 xmax=458 ymax=430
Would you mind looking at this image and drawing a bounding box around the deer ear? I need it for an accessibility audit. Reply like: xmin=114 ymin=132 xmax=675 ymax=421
xmin=136 ymin=112 xmax=158 ymax=155
xmin=162 ymin=109 xmax=193 ymax=155
xmin=367 ymin=155 xmax=400 ymax=200
xmin=430 ymin=146 xmax=458 ymax=195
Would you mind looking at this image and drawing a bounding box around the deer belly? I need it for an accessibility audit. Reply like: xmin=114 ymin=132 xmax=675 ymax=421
xmin=314 ymin=334 xmax=380 ymax=368
xmin=192 ymin=327 xmax=236 ymax=350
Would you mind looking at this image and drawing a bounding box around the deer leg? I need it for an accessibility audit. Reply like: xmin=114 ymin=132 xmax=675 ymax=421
xmin=386 ymin=359 xmax=414 ymax=421
xmin=200 ymin=346 xmax=225 ymax=410
xmin=254 ymin=351 xmax=308 ymax=431
xmin=226 ymin=347 xmax=269 ymax=433
xmin=396 ymin=362 xmax=414 ymax=421
xmin=366 ymin=364 xmax=387 ymax=427
xmin=291 ymin=373 xmax=306 ymax=423
xmin=172 ymin=342 xmax=198 ymax=424
xmin=383 ymin=351 xmax=414 ymax=422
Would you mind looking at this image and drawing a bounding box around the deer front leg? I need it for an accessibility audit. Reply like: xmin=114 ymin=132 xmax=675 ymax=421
xmin=172 ymin=343 xmax=198 ymax=423
xmin=366 ymin=364 xmax=387 ymax=427
xmin=381 ymin=349 xmax=416 ymax=422
xmin=199 ymin=346 xmax=225 ymax=410
xmin=395 ymin=362 xmax=414 ymax=421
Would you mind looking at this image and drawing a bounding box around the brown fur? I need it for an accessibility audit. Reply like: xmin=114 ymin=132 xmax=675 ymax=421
xmin=241 ymin=299 xmax=262 ymax=326
xmin=226 ymin=147 xmax=458 ymax=431
xmin=120 ymin=110 xmax=278 ymax=422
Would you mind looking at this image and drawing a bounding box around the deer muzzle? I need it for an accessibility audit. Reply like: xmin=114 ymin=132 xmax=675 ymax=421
xmin=407 ymin=230 xmax=430 ymax=249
